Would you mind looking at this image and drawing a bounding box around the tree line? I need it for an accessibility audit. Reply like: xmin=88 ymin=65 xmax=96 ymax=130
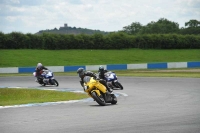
xmin=0 ymin=32 xmax=199 ymax=49
xmin=121 ymin=18 xmax=200 ymax=35
xmin=0 ymin=18 xmax=199 ymax=49
xmin=36 ymin=18 xmax=200 ymax=35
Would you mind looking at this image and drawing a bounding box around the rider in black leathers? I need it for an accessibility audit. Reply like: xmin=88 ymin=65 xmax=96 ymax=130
xmin=98 ymin=65 xmax=108 ymax=80
xmin=77 ymin=68 xmax=113 ymax=93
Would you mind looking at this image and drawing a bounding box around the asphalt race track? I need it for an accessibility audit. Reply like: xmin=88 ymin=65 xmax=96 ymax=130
xmin=0 ymin=76 xmax=200 ymax=133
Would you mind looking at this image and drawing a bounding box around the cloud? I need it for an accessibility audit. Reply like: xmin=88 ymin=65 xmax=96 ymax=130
xmin=0 ymin=0 xmax=199 ymax=33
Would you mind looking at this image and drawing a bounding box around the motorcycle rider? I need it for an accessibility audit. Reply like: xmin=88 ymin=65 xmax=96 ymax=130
xmin=98 ymin=65 xmax=108 ymax=79
xmin=98 ymin=65 xmax=122 ymax=90
xmin=33 ymin=63 xmax=49 ymax=84
xmin=77 ymin=67 xmax=113 ymax=93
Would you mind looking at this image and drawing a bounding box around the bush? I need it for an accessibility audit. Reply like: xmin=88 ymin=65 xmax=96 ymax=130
xmin=0 ymin=32 xmax=199 ymax=49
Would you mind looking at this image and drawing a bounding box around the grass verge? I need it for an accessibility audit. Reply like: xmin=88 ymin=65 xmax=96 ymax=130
xmin=0 ymin=49 xmax=200 ymax=67
xmin=0 ymin=88 xmax=89 ymax=106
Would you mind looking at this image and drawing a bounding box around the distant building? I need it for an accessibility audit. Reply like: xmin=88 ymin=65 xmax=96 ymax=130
xmin=60 ymin=23 xmax=68 ymax=30
xmin=64 ymin=23 xmax=68 ymax=27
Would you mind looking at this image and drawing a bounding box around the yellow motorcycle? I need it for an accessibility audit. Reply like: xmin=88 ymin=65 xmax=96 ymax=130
xmin=83 ymin=76 xmax=117 ymax=106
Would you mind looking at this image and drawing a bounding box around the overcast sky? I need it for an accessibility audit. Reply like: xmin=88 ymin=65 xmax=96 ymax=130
xmin=0 ymin=0 xmax=199 ymax=34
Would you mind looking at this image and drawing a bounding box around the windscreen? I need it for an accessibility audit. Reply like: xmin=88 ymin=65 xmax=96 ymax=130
xmin=83 ymin=76 xmax=91 ymax=83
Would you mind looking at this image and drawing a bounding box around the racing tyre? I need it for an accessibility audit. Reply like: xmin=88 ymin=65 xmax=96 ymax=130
xmin=91 ymin=92 xmax=106 ymax=106
xmin=53 ymin=79 xmax=59 ymax=86
xmin=115 ymin=82 xmax=123 ymax=90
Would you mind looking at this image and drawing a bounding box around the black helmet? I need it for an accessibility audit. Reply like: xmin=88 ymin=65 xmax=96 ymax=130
xmin=77 ymin=68 xmax=85 ymax=78
xmin=99 ymin=65 xmax=104 ymax=71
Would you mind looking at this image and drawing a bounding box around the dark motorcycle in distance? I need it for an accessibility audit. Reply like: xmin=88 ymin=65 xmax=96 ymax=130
xmin=104 ymin=71 xmax=123 ymax=90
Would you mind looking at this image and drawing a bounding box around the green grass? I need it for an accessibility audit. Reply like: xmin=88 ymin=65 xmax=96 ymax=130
xmin=0 ymin=49 xmax=200 ymax=67
xmin=0 ymin=88 xmax=89 ymax=106
xmin=114 ymin=69 xmax=200 ymax=78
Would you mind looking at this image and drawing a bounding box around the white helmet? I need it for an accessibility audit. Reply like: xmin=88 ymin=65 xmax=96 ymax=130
xmin=37 ymin=63 xmax=43 ymax=69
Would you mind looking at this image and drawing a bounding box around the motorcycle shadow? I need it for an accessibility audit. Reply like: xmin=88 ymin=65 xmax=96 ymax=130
xmin=112 ymin=88 xmax=123 ymax=90
xmin=89 ymin=104 xmax=118 ymax=107
xmin=38 ymin=85 xmax=56 ymax=87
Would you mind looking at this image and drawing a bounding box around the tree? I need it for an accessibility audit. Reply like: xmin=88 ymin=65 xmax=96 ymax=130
xmin=140 ymin=18 xmax=179 ymax=34
xmin=122 ymin=22 xmax=143 ymax=34
xmin=185 ymin=19 xmax=200 ymax=28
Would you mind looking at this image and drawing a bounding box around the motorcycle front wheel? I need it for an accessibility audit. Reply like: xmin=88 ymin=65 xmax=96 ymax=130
xmin=114 ymin=82 xmax=123 ymax=90
xmin=91 ymin=92 xmax=106 ymax=106
xmin=53 ymin=79 xmax=59 ymax=86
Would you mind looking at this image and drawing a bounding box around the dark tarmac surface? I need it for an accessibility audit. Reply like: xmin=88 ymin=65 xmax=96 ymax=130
xmin=0 ymin=76 xmax=200 ymax=133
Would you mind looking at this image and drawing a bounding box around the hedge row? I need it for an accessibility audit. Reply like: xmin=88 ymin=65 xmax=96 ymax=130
xmin=0 ymin=32 xmax=199 ymax=49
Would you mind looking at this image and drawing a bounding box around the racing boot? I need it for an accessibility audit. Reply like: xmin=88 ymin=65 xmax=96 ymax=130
xmin=99 ymin=79 xmax=113 ymax=93
xmin=107 ymin=86 xmax=113 ymax=93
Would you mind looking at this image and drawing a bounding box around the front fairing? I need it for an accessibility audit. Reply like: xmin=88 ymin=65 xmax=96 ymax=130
xmin=41 ymin=71 xmax=54 ymax=79
xmin=83 ymin=76 xmax=107 ymax=94
xmin=104 ymin=72 xmax=117 ymax=82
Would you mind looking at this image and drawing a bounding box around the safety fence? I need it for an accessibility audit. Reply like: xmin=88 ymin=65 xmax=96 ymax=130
xmin=0 ymin=61 xmax=200 ymax=73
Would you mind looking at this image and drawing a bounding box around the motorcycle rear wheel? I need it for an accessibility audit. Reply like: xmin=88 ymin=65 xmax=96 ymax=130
xmin=91 ymin=92 xmax=106 ymax=106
